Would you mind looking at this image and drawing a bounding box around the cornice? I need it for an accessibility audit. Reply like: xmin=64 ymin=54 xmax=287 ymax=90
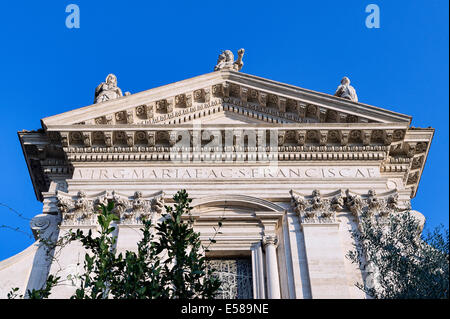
xmin=45 ymin=122 xmax=409 ymax=131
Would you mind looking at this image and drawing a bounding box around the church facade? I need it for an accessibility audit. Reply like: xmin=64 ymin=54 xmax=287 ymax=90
xmin=0 ymin=50 xmax=434 ymax=299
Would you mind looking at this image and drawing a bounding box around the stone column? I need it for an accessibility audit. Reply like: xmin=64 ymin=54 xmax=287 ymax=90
xmin=263 ymin=235 xmax=281 ymax=299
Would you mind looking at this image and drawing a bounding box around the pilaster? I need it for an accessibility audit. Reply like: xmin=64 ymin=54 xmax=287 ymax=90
xmin=290 ymin=189 xmax=349 ymax=298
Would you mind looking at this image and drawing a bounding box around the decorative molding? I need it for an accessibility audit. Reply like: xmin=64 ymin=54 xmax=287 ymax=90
xmin=191 ymin=194 xmax=286 ymax=213
xmin=56 ymin=127 xmax=404 ymax=150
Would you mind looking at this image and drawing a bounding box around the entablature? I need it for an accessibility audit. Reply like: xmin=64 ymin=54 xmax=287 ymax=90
xmin=18 ymin=124 xmax=433 ymax=201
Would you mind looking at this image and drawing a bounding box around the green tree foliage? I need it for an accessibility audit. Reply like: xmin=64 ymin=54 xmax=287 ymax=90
xmin=348 ymin=210 xmax=449 ymax=299
xmin=7 ymin=275 xmax=59 ymax=299
xmin=9 ymin=190 xmax=221 ymax=299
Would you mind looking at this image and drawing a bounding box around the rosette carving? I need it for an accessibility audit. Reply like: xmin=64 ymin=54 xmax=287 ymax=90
xmin=30 ymin=214 xmax=52 ymax=233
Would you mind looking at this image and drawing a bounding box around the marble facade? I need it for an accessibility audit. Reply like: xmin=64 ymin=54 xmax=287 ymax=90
xmin=0 ymin=61 xmax=434 ymax=298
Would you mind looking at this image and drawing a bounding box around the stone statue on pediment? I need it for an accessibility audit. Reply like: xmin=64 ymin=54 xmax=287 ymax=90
xmin=334 ymin=77 xmax=358 ymax=102
xmin=214 ymin=48 xmax=245 ymax=71
xmin=94 ymin=74 xmax=123 ymax=104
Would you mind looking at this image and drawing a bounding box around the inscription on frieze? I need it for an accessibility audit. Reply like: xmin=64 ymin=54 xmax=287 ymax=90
xmin=73 ymin=166 xmax=379 ymax=180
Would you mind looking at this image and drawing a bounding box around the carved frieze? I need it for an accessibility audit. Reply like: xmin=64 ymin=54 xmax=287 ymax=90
xmin=146 ymin=103 xmax=154 ymax=119
xmin=411 ymin=155 xmax=424 ymax=170
xmin=115 ymin=111 xmax=127 ymax=124
xmin=306 ymin=104 xmax=318 ymax=119
xmin=70 ymin=132 xmax=82 ymax=145
xmin=59 ymin=125 xmax=408 ymax=152
xmin=341 ymin=130 xmax=350 ymax=146
xmin=415 ymin=142 xmax=427 ymax=153
xmin=135 ymin=105 xmax=147 ymax=119
xmin=295 ymin=130 xmax=306 ymax=146
xmin=126 ymin=110 xmax=134 ymax=124
xmin=325 ymin=110 xmax=339 ymax=123
xmin=406 ymin=172 xmax=419 ymax=185
xmin=346 ymin=115 xmax=359 ymax=123
xmin=383 ymin=130 xmax=394 ymax=145
xmin=82 ymin=132 xmax=91 ymax=147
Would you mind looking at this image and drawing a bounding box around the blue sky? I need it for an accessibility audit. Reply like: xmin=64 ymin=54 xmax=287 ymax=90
xmin=0 ymin=0 xmax=448 ymax=260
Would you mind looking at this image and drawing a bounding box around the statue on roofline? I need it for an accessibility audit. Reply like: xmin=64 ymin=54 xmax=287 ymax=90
xmin=334 ymin=76 xmax=358 ymax=102
xmin=214 ymin=48 xmax=245 ymax=72
xmin=94 ymin=74 xmax=130 ymax=104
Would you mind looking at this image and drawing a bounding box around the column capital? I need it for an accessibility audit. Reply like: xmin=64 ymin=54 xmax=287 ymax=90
xmin=262 ymin=235 xmax=278 ymax=248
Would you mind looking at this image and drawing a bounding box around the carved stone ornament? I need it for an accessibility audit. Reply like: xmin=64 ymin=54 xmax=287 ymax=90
xmin=56 ymin=190 xmax=165 ymax=226
xmin=289 ymin=189 xmax=344 ymax=224
xmin=344 ymin=189 xmax=407 ymax=220
xmin=214 ymin=48 xmax=245 ymax=72
xmin=262 ymin=235 xmax=278 ymax=247
xmin=151 ymin=196 xmax=165 ymax=214
xmin=334 ymin=76 xmax=358 ymax=102
xmin=291 ymin=189 xmax=409 ymax=225
xmin=94 ymin=74 xmax=124 ymax=104
xmin=29 ymin=214 xmax=61 ymax=259
xmin=30 ymin=214 xmax=52 ymax=237
xmin=56 ymin=190 xmax=95 ymax=225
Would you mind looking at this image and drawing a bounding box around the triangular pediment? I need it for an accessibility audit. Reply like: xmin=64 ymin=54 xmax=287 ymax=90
xmin=41 ymin=70 xmax=411 ymax=129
